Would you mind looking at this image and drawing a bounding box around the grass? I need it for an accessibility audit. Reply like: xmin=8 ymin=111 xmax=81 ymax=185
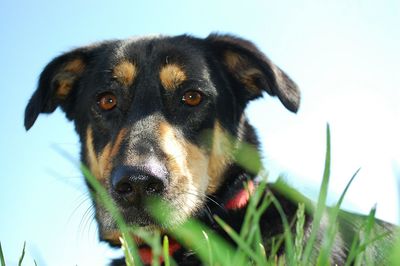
xmin=2 ymin=124 xmax=399 ymax=265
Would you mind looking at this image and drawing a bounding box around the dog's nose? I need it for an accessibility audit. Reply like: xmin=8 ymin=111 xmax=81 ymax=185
xmin=111 ymin=165 xmax=167 ymax=206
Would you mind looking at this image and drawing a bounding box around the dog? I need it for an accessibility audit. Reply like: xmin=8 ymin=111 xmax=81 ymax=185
xmin=25 ymin=34 xmax=396 ymax=265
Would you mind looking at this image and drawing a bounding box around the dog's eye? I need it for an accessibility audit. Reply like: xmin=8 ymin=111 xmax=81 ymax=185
xmin=97 ymin=92 xmax=117 ymax=111
xmin=181 ymin=90 xmax=202 ymax=107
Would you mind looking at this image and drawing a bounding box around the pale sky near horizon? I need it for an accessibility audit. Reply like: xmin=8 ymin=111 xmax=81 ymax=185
xmin=1 ymin=1 xmax=399 ymax=265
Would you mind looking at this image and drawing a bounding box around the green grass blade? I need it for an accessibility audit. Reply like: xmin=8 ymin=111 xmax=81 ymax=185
xmin=389 ymin=231 xmax=400 ymax=265
xmin=334 ymin=168 xmax=360 ymax=210
xmin=54 ymin=146 xmax=142 ymax=265
xmin=148 ymin=198 xmax=236 ymax=266
xmin=317 ymin=168 xmax=360 ymax=265
xmin=302 ymin=124 xmax=331 ymax=264
xmin=243 ymin=188 xmax=272 ymax=246
xmin=233 ymin=140 xmax=262 ymax=174
xmin=214 ymin=215 xmax=261 ymax=265
xmin=163 ymin=235 xmax=170 ymax=266
xmin=170 ymin=219 xmax=235 ymax=266
xmin=345 ymin=231 xmax=361 ymax=266
xmin=271 ymin=196 xmax=295 ymax=266
xmin=18 ymin=242 xmax=26 ymax=266
xmin=202 ymin=230 xmax=214 ymax=266
xmin=120 ymin=237 xmax=135 ymax=266
xmin=345 ymin=207 xmax=378 ymax=266
xmin=271 ymin=179 xmax=314 ymax=214
xmin=0 ymin=242 xmax=6 ymax=266
xmin=236 ymin=179 xmax=270 ymax=265
xmin=354 ymin=207 xmax=377 ymax=266
xmin=257 ymin=242 xmax=267 ymax=265
xmin=150 ymin=231 xmax=161 ymax=266
xmin=294 ymin=203 xmax=305 ymax=264
xmin=80 ymin=165 xmax=142 ymax=266
xmin=240 ymin=179 xmax=268 ymax=244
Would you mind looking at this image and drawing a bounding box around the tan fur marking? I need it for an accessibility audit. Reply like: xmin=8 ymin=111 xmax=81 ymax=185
xmin=64 ymin=58 xmax=86 ymax=73
xmin=56 ymin=78 xmax=73 ymax=99
xmin=158 ymin=121 xmax=233 ymax=213
xmin=97 ymin=143 xmax=111 ymax=179
xmin=100 ymin=128 xmax=127 ymax=179
xmin=55 ymin=59 xmax=86 ymax=99
xmin=102 ymin=230 xmax=122 ymax=245
xmin=85 ymin=127 xmax=127 ymax=181
xmin=112 ymin=128 xmax=128 ymax=157
xmin=113 ymin=61 xmax=137 ymax=87
xmin=206 ymin=121 xmax=233 ymax=194
xmin=158 ymin=121 xmax=208 ymax=222
xmin=86 ymin=126 xmax=101 ymax=179
xmin=224 ymin=51 xmax=243 ymax=71
xmin=240 ymin=68 xmax=264 ymax=93
xmin=159 ymin=64 xmax=187 ymax=90
xmin=224 ymin=51 xmax=263 ymax=94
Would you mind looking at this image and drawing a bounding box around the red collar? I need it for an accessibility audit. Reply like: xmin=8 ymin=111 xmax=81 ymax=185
xmin=224 ymin=180 xmax=255 ymax=210
xmin=138 ymin=180 xmax=255 ymax=264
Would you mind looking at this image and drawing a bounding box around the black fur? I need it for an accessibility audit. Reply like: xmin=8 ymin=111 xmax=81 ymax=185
xmin=25 ymin=34 xmax=396 ymax=265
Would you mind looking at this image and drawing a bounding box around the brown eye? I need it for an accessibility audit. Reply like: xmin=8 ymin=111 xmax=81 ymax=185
xmin=97 ymin=92 xmax=117 ymax=111
xmin=182 ymin=90 xmax=202 ymax=107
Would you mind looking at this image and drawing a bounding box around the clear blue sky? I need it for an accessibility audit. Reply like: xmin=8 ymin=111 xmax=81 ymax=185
xmin=1 ymin=0 xmax=399 ymax=265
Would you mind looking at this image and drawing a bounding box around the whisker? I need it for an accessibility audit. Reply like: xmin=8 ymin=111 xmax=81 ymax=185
xmin=205 ymin=195 xmax=224 ymax=210
xmin=68 ymin=191 xmax=91 ymax=225
xmin=79 ymin=203 xmax=97 ymax=242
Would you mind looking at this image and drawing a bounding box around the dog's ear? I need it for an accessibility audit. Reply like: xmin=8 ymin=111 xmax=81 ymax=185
xmin=206 ymin=34 xmax=300 ymax=112
xmin=24 ymin=47 xmax=93 ymax=130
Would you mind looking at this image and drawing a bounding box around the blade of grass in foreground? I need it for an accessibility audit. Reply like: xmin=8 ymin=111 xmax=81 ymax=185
xmin=18 ymin=242 xmax=25 ymax=266
xmin=148 ymin=199 xmax=237 ymax=266
xmin=236 ymin=179 xmax=269 ymax=265
xmin=271 ymin=196 xmax=295 ymax=266
xmin=172 ymin=219 xmax=236 ymax=266
xmin=0 ymin=242 xmax=5 ymax=266
xmin=163 ymin=235 xmax=171 ymax=266
xmin=202 ymin=230 xmax=213 ymax=266
xmin=240 ymin=181 xmax=267 ymax=241
xmin=214 ymin=215 xmax=260 ymax=265
xmin=302 ymin=124 xmax=331 ymax=264
xmin=353 ymin=206 xmax=377 ymax=266
xmin=390 ymin=170 xmax=400 ymax=265
xmin=294 ymin=203 xmax=305 ymax=264
xmin=389 ymin=230 xmax=400 ymax=265
xmin=81 ymin=165 xmax=141 ymax=266
xmin=316 ymin=168 xmax=360 ymax=265
xmin=54 ymin=145 xmax=140 ymax=265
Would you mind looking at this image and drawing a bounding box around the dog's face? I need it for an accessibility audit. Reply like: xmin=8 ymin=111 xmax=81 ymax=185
xmin=25 ymin=34 xmax=299 ymax=245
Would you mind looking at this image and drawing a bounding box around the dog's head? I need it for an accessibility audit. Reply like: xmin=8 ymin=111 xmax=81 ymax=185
xmin=25 ymin=34 xmax=300 ymax=245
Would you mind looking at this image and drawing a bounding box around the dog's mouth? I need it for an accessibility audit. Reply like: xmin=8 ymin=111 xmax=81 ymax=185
xmin=103 ymin=229 xmax=182 ymax=265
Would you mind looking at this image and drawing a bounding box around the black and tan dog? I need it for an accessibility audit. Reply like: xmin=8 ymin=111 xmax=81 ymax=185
xmin=25 ymin=34 xmax=396 ymax=265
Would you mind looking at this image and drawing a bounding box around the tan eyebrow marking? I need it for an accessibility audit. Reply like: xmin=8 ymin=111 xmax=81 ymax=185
xmin=112 ymin=61 xmax=137 ymax=87
xmin=159 ymin=64 xmax=187 ymax=90
xmin=64 ymin=58 xmax=86 ymax=73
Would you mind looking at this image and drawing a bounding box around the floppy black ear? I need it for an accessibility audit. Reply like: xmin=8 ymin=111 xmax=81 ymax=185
xmin=206 ymin=34 xmax=300 ymax=113
xmin=24 ymin=47 xmax=92 ymax=130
